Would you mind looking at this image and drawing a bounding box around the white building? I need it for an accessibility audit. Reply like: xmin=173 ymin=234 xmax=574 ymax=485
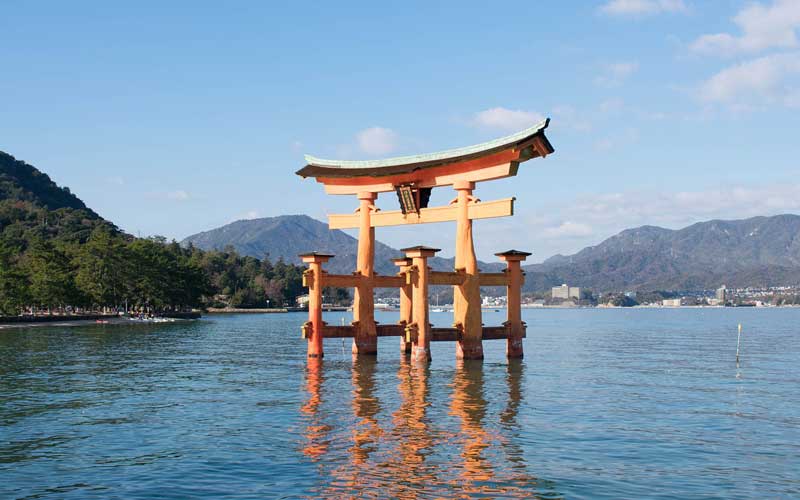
xmin=552 ymin=284 xmax=583 ymax=300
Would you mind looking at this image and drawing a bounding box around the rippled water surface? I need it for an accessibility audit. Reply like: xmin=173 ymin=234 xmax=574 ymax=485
xmin=2 ymin=309 xmax=800 ymax=499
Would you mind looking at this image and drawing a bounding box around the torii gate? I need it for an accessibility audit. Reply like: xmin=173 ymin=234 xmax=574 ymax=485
xmin=297 ymin=119 xmax=554 ymax=363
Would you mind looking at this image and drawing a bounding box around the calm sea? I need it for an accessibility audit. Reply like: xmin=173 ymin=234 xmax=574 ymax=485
xmin=1 ymin=309 xmax=799 ymax=499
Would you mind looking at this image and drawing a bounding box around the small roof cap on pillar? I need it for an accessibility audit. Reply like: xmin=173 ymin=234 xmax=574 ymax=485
xmin=495 ymin=249 xmax=532 ymax=261
xmin=401 ymin=245 xmax=441 ymax=258
xmin=391 ymin=257 xmax=413 ymax=265
xmin=298 ymin=251 xmax=335 ymax=263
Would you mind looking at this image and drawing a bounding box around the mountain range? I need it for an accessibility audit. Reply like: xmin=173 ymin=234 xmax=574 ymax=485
xmin=4 ymin=149 xmax=798 ymax=294
xmin=182 ymin=213 xmax=800 ymax=292
xmin=181 ymin=214 xmax=503 ymax=276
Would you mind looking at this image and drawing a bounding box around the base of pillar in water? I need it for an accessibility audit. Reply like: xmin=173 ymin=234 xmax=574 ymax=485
xmin=456 ymin=341 xmax=485 ymax=360
xmin=411 ymin=345 xmax=431 ymax=363
xmin=506 ymin=338 xmax=524 ymax=359
xmin=351 ymin=337 xmax=378 ymax=355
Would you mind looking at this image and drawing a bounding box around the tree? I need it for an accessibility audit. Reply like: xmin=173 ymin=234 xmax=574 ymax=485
xmin=73 ymin=226 xmax=129 ymax=308
xmin=0 ymin=241 xmax=29 ymax=315
xmin=22 ymin=237 xmax=77 ymax=311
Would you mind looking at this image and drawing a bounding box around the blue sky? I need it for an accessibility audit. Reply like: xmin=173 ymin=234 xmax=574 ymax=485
xmin=2 ymin=0 xmax=799 ymax=262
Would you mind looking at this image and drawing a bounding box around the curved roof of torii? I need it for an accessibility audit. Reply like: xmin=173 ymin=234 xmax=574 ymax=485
xmin=296 ymin=118 xmax=553 ymax=179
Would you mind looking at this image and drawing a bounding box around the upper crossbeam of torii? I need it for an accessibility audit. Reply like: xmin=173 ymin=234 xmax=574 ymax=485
xmin=296 ymin=119 xmax=554 ymax=363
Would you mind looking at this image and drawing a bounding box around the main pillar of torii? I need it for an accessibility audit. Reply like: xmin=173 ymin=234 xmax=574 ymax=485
xmin=296 ymin=119 xmax=554 ymax=359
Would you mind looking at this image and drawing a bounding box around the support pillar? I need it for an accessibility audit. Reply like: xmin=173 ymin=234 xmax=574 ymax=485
xmin=353 ymin=191 xmax=378 ymax=356
xmin=393 ymin=257 xmax=413 ymax=355
xmin=453 ymin=180 xmax=484 ymax=360
xmin=403 ymin=246 xmax=440 ymax=363
xmin=300 ymin=252 xmax=334 ymax=359
xmin=496 ymin=250 xmax=531 ymax=359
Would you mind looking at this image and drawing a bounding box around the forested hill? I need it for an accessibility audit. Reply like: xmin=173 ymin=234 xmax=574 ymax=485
xmin=523 ymin=215 xmax=800 ymax=292
xmin=1 ymin=151 xmax=99 ymax=217
xmin=0 ymin=151 xmax=310 ymax=315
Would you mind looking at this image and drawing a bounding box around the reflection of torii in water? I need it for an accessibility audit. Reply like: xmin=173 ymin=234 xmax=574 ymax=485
xmin=300 ymin=358 xmax=329 ymax=460
xmin=300 ymin=358 xmax=557 ymax=498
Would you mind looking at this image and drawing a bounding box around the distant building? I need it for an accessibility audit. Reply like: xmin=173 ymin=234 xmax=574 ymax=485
xmin=552 ymin=284 xmax=583 ymax=300
xmin=716 ymin=285 xmax=727 ymax=302
xmin=296 ymin=294 xmax=309 ymax=306
xmin=662 ymin=298 xmax=682 ymax=307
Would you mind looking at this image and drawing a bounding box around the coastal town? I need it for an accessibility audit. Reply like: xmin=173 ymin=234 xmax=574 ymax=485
xmin=365 ymin=283 xmax=800 ymax=312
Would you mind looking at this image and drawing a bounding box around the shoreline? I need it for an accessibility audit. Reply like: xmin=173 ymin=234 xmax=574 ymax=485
xmin=0 ymin=311 xmax=201 ymax=330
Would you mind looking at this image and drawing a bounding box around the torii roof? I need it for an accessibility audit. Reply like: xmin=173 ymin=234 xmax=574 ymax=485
xmin=296 ymin=118 xmax=552 ymax=180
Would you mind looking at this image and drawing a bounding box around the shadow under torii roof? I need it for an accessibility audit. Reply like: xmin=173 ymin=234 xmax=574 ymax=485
xmin=296 ymin=119 xmax=553 ymax=194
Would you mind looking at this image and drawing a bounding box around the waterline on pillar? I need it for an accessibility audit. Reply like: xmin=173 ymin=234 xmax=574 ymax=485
xmin=456 ymin=341 xmax=485 ymax=360
xmin=411 ymin=345 xmax=432 ymax=363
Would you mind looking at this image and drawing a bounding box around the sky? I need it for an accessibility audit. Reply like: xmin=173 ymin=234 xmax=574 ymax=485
xmin=2 ymin=0 xmax=800 ymax=263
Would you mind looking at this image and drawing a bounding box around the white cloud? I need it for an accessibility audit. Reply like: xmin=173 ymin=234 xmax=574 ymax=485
xmin=230 ymin=210 xmax=261 ymax=222
xmin=166 ymin=190 xmax=190 ymax=201
xmin=593 ymin=127 xmax=639 ymax=152
xmin=599 ymin=97 xmax=625 ymax=113
xmin=356 ymin=126 xmax=397 ymax=156
xmin=600 ymin=0 xmax=686 ymax=17
xmin=471 ymin=107 xmax=545 ymax=132
xmin=543 ymin=221 xmax=594 ymax=238
xmin=698 ymin=52 xmax=800 ymax=107
xmin=594 ymin=62 xmax=639 ymax=87
xmin=690 ymin=0 xmax=800 ymax=56
xmin=552 ymin=105 xmax=593 ymax=132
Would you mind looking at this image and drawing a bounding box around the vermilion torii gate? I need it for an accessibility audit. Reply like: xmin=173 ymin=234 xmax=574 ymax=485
xmin=297 ymin=119 xmax=554 ymax=363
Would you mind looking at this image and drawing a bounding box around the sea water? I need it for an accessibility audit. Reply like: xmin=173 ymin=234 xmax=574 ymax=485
xmin=1 ymin=308 xmax=799 ymax=499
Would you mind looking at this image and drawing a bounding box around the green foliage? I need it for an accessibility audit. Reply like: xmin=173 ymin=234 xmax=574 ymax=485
xmin=601 ymin=293 xmax=639 ymax=307
xmin=0 ymin=241 xmax=29 ymax=314
xmin=21 ymin=237 xmax=79 ymax=310
xmin=73 ymin=226 xmax=128 ymax=306
xmin=0 ymin=150 xmax=309 ymax=315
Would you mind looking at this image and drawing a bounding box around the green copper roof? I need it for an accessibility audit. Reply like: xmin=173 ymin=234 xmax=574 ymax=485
xmin=297 ymin=118 xmax=551 ymax=179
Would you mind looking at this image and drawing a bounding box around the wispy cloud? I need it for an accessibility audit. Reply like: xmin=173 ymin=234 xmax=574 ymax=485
xmin=600 ymin=0 xmax=686 ymax=17
xmin=598 ymin=97 xmax=625 ymax=113
xmin=146 ymin=189 xmax=193 ymax=203
xmin=698 ymin=52 xmax=800 ymax=109
xmin=166 ymin=190 xmax=191 ymax=201
xmin=594 ymin=62 xmax=639 ymax=87
xmin=229 ymin=210 xmax=261 ymax=223
xmin=471 ymin=107 xmax=545 ymax=132
xmin=543 ymin=221 xmax=594 ymax=239
xmin=690 ymin=0 xmax=800 ymax=57
xmin=551 ymin=105 xmax=593 ymax=132
xmin=356 ymin=126 xmax=398 ymax=156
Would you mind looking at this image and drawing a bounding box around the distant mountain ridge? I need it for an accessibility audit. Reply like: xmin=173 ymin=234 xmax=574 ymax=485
xmin=183 ymin=213 xmax=800 ymax=292
xmin=523 ymin=215 xmax=800 ymax=291
xmin=181 ymin=215 xmax=503 ymax=276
